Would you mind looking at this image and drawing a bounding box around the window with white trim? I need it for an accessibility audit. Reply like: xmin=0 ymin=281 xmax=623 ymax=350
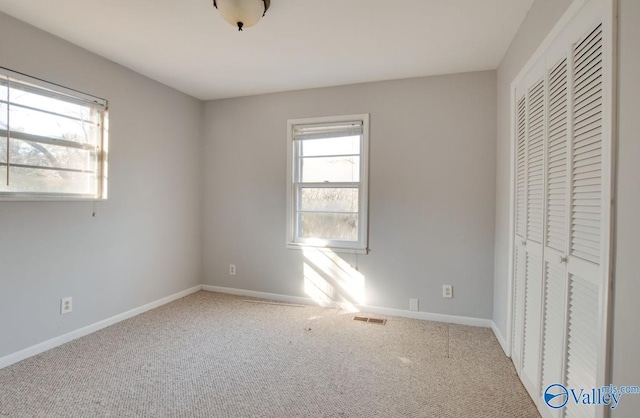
xmin=287 ymin=114 xmax=369 ymax=253
xmin=0 ymin=68 xmax=108 ymax=199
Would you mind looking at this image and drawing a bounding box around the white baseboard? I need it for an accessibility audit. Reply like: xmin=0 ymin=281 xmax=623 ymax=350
xmin=202 ymin=285 xmax=317 ymax=306
xmin=0 ymin=285 xmax=202 ymax=370
xmin=357 ymin=304 xmax=492 ymax=328
xmin=491 ymin=321 xmax=511 ymax=357
xmin=203 ymin=285 xmax=493 ymax=328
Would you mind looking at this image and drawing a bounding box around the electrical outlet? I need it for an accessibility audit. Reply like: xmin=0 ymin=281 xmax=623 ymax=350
xmin=409 ymin=299 xmax=419 ymax=312
xmin=442 ymin=285 xmax=453 ymax=299
xmin=229 ymin=264 xmax=236 ymax=275
xmin=61 ymin=297 xmax=72 ymax=314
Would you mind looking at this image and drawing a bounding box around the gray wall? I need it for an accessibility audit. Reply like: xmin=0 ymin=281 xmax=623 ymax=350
xmin=202 ymin=71 xmax=497 ymax=319
xmin=0 ymin=13 xmax=203 ymax=358
xmin=611 ymin=0 xmax=640 ymax=415
xmin=494 ymin=0 xmax=640 ymax=415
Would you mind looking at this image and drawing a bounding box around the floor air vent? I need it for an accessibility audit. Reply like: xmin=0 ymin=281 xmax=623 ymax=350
xmin=353 ymin=316 xmax=387 ymax=325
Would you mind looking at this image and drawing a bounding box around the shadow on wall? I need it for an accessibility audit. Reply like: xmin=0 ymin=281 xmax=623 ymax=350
xmin=302 ymin=247 xmax=365 ymax=312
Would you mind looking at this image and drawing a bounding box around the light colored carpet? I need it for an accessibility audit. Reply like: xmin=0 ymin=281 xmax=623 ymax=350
xmin=0 ymin=291 xmax=540 ymax=417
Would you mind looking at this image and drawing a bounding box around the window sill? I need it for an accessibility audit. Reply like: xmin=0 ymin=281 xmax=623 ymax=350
xmin=286 ymin=242 xmax=369 ymax=255
xmin=0 ymin=195 xmax=106 ymax=202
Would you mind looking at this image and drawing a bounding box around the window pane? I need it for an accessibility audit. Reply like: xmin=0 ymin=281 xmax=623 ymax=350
xmin=300 ymin=213 xmax=358 ymax=241
xmin=0 ymin=166 xmax=96 ymax=195
xmin=300 ymin=135 xmax=360 ymax=157
xmin=0 ymin=84 xmax=7 ymax=130
xmin=0 ymin=70 xmax=107 ymax=199
xmin=9 ymin=86 xmax=95 ymax=122
xmin=301 ymin=156 xmax=360 ymax=182
xmin=300 ymin=188 xmax=358 ymax=212
xmin=0 ymin=137 xmax=6 ymax=163
xmin=10 ymin=139 xmax=96 ymax=172
xmin=9 ymin=105 xmax=97 ymax=144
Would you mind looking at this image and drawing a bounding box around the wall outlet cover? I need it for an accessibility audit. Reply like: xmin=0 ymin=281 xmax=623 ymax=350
xmin=409 ymin=299 xmax=419 ymax=312
xmin=61 ymin=297 xmax=72 ymax=314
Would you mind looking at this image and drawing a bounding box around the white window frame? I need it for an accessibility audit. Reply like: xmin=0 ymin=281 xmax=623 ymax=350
xmin=286 ymin=114 xmax=369 ymax=254
xmin=0 ymin=67 xmax=109 ymax=201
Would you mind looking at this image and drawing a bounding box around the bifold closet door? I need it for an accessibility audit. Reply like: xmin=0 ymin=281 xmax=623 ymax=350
xmin=511 ymin=94 xmax=527 ymax=372
xmin=512 ymin=61 xmax=546 ymax=396
xmin=563 ymin=22 xmax=605 ymax=418
xmin=539 ymin=21 xmax=607 ymax=418
xmin=522 ymin=75 xmax=545 ymax=395
xmin=511 ymin=1 xmax=613 ymax=417
xmin=540 ymin=56 xmax=569 ymax=404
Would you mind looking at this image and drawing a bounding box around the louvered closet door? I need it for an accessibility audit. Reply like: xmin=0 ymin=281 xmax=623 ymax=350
xmin=564 ymin=23 xmax=605 ymax=418
xmin=510 ymin=2 xmax=613 ymax=417
xmin=540 ymin=56 xmax=569 ymax=406
xmin=511 ymin=94 xmax=527 ymax=372
xmin=521 ymin=75 xmax=545 ymax=396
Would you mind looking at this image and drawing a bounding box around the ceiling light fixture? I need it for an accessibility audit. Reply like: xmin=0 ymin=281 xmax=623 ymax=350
xmin=213 ymin=0 xmax=271 ymax=31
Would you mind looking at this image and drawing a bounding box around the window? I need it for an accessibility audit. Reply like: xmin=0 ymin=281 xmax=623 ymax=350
xmin=0 ymin=68 xmax=108 ymax=199
xmin=287 ymin=114 xmax=369 ymax=253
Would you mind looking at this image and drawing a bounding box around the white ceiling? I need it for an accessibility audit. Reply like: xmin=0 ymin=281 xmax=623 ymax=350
xmin=0 ymin=0 xmax=534 ymax=100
